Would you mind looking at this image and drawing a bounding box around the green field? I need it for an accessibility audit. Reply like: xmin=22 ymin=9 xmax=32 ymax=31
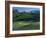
xmin=13 ymin=10 xmax=40 ymax=30
xmin=13 ymin=21 xmax=40 ymax=30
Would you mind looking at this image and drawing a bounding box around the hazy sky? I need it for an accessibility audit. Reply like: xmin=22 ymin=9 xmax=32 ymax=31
xmin=13 ymin=7 xmax=40 ymax=13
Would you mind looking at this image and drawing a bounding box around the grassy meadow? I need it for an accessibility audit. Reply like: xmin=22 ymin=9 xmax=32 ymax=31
xmin=13 ymin=21 xmax=40 ymax=30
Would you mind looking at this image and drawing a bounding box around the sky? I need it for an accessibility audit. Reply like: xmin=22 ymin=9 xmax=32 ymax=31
xmin=13 ymin=7 xmax=40 ymax=13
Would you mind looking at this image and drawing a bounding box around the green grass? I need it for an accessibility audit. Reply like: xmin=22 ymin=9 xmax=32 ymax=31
xmin=13 ymin=12 xmax=40 ymax=30
xmin=15 ymin=13 xmax=33 ymax=18
xmin=13 ymin=21 xmax=40 ymax=30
